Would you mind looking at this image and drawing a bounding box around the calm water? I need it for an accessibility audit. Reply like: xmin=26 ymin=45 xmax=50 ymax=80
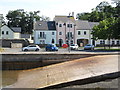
xmin=1 ymin=70 xmax=23 ymax=88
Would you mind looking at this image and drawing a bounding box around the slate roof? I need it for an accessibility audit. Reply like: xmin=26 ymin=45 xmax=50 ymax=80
xmin=76 ymin=20 xmax=99 ymax=30
xmin=54 ymin=16 xmax=75 ymax=23
xmin=11 ymin=27 xmax=21 ymax=32
xmin=76 ymin=20 xmax=91 ymax=30
xmin=21 ymin=34 xmax=30 ymax=38
xmin=89 ymin=22 xmax=99 ymax=29
xmin=34 ymin=21 xmax=56 ymax=30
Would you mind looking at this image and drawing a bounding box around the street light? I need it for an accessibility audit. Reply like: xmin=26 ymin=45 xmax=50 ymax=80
xmin=68 ymin=13 xmax=71 ymax=52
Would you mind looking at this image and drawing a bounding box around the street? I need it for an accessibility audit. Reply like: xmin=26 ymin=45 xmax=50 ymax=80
xmin=1 ymin=47 xmax=120 ymax=54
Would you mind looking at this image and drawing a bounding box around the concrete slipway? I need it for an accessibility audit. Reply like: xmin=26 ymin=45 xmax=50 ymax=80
xmin=3 ymin=55 xmax=120 ymax=89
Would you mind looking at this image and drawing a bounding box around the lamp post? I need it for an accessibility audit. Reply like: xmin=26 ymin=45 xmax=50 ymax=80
xmin=68 ymin=13 xmax=71 ymax=52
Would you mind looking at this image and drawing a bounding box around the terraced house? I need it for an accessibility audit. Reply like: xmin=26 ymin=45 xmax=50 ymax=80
xmin=34 ymin=21 xmax=56 ymax=44
xmin=33 ymin=15 xmax=120 ymax=47
xmin=54 ymin=16 xmax=76 ymax=46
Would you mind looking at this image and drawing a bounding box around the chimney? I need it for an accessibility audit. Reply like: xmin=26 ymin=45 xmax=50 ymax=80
xmin=72 ymin=12 xmax=74 ymax=17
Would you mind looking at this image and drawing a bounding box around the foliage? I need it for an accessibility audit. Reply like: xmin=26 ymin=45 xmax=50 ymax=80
xmin=92 ymin=17 xmax=116 ymax=40
xmin=76 ymin=1 xmax=116 ymax=22
xmin=6 ymin=9 xmax=50 ymax=34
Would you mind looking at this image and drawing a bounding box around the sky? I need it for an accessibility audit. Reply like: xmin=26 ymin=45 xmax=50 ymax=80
xmin=0 ymin=0 xmax=114 ymax=20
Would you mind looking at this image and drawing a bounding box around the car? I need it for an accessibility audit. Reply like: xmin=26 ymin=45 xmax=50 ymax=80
xmin=45 ymin=44 xmax=58 ymax=51
xmin=22 ymin=45 xmax=40 ymax=51
xmin=84 ymin=44 xmax=94 ymax=50
xmin=70 ymin=44 xmax=79 ymax=50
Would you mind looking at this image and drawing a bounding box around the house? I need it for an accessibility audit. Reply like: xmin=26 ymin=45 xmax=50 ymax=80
xmin=21 ymin=34 xmax=33 ymax=43
xmin=76 ymin=20 xmax=93 ymax=46
xmin=33 ymin=21 xmax=56 ymax=45
xmin=54 ymin=15 xmax=76 ymax=46
xmin=1 ymin=25 xmax=21 ymax=39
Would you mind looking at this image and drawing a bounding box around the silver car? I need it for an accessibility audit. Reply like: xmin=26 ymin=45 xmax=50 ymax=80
xmin=22 ymin=45 xmax=40 ymax=51
xmin=84 ymin=44 xmax=94 ymax=50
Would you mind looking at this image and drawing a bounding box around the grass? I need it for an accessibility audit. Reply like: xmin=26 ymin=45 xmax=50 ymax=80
xmin=95 ymin=48 xmax=120 ymax=51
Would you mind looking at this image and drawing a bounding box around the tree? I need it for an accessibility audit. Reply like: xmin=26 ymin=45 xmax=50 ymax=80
xmin=112 ymin=17 xmax=120 ymax=39
xmin=92 ymin=17 xmax=116 ymax=48
xmin=6 ymin=10 xmax=50 ymax=34
xmin=76 ymin=1 xmax=115 ymax=22
xmin=76 ymin=12 xmax=90 ymax=20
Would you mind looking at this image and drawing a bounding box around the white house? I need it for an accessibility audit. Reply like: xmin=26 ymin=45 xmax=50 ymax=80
xmin=1 ymin=25 xmax=21 ymax=39
xmin=33 ymin=21 xmax=56 ymax=44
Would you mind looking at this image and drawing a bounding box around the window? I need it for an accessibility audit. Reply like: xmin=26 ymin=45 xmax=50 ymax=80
xmin=39 ymin=32 xmax=46 ymax=38
xmin=67 ymin=24 xmax=72 ymax=28
xmin=40 ymin=40 xmax=45 ymax=44
xmin=59 ymin=32 xmax=62 ymax=35
xmin=103 ymin=40 xmax=105 ymax=44
xmin=6 ymin=31 xmax=9 ymax=35
xmin=52 ymin=39 xmax=55 ymax=43
xmin=117 ymin=41 xmax=120 ymax=45
xmin=66 ymin=40 xmax=69 ymax=44
xmin=84 ymin=31 xmax=86 ymax=35
xmin=40 ymin=32 xmax=42 ymax=37
xmin=52 ymin=32 xmax=54 ymax=35
xmin=78 ymin=31 xmax=81 ymax=35
xmin=71 ymin=40 xmax=73 ymax=44
xmin=100 ymin=41 xmax=103 ymax=44
xmin=100 ymin=40 xmax=105 ymax=44
xmin=59 ymin=24 xmax=62 ymax=27
xmin=38 ymin=24 xmax=42 ymax=26
xmin=112 ymin=41 xmax=115 ymax=45
xmin=67 ymin=32 xmax=72 ymax=38
xmin=2 ymin=31 xmax=4 ymax=34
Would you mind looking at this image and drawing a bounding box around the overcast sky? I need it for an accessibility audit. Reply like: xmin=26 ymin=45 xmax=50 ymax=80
xmin=0 ymin=0 xmax=113 ymax=20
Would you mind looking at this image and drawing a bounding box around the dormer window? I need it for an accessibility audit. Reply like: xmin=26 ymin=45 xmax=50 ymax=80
xmin=38 ymin=24 xmax=42 ymax=26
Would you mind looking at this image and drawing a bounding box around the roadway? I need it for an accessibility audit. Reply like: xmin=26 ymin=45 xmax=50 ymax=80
xmin=4 ymin=54 xmax=119 ymax=89
xmin=1 ymin=47 xmax=119 ymax=54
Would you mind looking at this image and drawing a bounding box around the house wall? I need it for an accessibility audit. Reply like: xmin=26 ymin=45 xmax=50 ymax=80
xmin=76 ymin=29 xmax=92 ymax=46
xmin=34 ymin=30 xmax=56 ymax=44
xmin=14 ymin=33 xmax=20 ymax=39
xmin=56 ymin=21 xmax=76 ymax=45
xmin=95 ymin=39 xmax=120 ymax=46
xmin=1 ymin=25 xmax=14 ymax=39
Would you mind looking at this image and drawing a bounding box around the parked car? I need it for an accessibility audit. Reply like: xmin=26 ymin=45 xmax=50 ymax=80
xmin=70 ymin=44 xmax=79 ymax=50
xmin=84 ymin=44 xmax=94 ymax=50
xmin=45 ymin=44 xmax=58 ymax=51
xmin=22 ymin=45 xmax=40 ymax=51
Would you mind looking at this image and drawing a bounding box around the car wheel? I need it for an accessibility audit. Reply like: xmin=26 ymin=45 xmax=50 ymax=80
xmin=35 ymin=49 xmax=39 ymax=51
xmin=24 ymin=49 xmax=28 ymax=51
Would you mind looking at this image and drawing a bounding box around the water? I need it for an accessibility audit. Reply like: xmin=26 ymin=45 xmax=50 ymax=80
xmin=1 ymin=70 xmax=23 ymax=88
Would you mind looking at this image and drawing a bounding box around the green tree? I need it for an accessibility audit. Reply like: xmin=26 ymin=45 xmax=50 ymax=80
xmin=112 ymin=17 xmax=120 ymax=39
xmin=76 ymin=1 xmax=115 ymax=22
xmin=76 ymin=12 xmax=90 ymax=20
xmin=92 ymin=17 xmax=116 ymax=48
xmin=6 ymin=10 xmax=50 ymax=34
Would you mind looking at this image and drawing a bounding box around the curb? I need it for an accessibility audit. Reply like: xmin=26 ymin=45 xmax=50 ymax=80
xmin=38 ymin=71 xmax=120 ymax=89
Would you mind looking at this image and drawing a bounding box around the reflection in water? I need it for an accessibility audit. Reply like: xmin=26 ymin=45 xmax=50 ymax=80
xmin=2 ymin=70 xmax=23 ymax=87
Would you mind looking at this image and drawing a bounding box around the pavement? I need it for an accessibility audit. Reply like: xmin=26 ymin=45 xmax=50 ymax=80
xmin=3 ymin=55 xmax=119 ymax=89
